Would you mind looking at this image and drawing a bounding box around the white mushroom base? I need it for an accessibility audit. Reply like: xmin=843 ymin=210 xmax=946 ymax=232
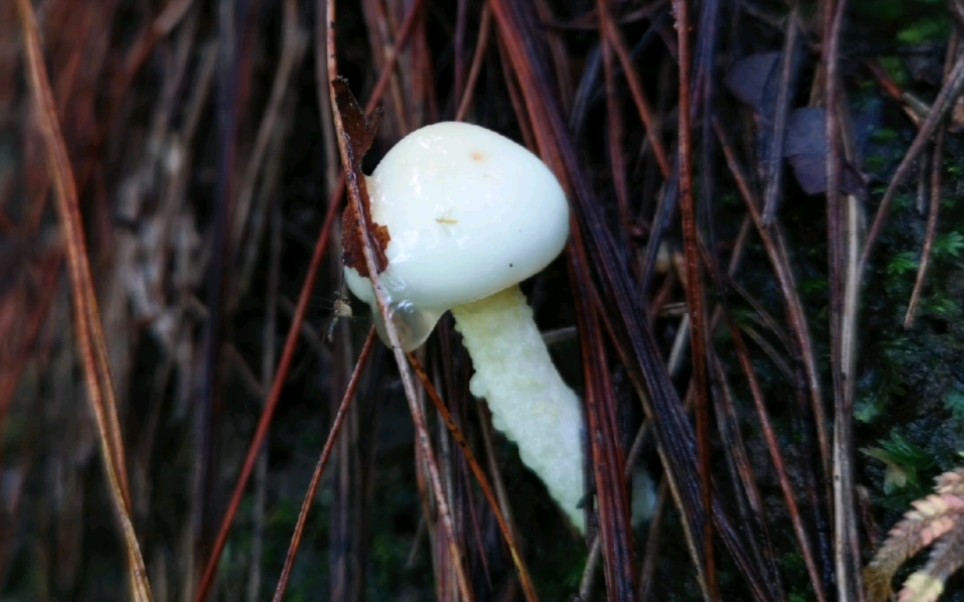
xmin=451 ymin=285 xmax=586 ymax=532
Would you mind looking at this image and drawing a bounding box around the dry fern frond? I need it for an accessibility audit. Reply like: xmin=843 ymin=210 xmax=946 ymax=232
xmin=866 ymin=468 xmax=964 ymax=602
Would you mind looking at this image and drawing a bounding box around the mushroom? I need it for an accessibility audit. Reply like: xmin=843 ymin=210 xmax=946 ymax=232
xmin=343 ymin=121 xmax=586 ymax=531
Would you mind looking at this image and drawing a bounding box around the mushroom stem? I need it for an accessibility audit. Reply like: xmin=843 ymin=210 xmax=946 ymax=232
xmin=451 ymin=285 xmax=586 ymax=532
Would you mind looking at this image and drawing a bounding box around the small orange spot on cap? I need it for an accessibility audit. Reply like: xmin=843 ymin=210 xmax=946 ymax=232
xmin=471 ymin=151 xmax=485 ymax=161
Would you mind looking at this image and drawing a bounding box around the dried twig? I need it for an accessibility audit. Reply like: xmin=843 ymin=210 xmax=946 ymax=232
xmin=16 ymin=0 xmax=152 ymax=599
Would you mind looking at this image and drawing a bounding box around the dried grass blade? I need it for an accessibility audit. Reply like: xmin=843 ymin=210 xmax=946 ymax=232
xmin=724 ymin=112 xmax=834 ymax=595
xmin=719 ymin=303 xmax=825 ymax=599
xmin=195 ymin=173 xmax=341 ymax=602
xmin=574 ymin=264 xmax=639 ymax=599
xmin=407 ymin=353 xmax=540 ymax=602
xmin=488 ymin=2 xmax=771 ymax=599
xmin=714 ymin=117 xmax=831 ymax=491
xmin=903 ymin=130 xmax=944 ymax=329
xmin=197 ymin=3 xmax=431 ymax=596
xmin=232 ymin=0 xmax=306 ymax=256
xmin=330 ymin=79 xmax=474 ymax=601
xmin=597 ymin=0 xmax=632 ymax=241
xmin=861 ymin=53 xmax=964 ymax=271
xmin=761 ymin=11 xmax=802 ymax=226
xmin=15 ymin=0 xmax=152 ymax=599
xmin=112 ymin=0 xmax=194 ymax=112
xmin=904 ymin=33 xmax=959 ymax=328
xmin=673 ymin=0 xmax=718 ymax=596
xmin=600 ymin=9 xmax=671 ymax=179
xmin=327 ymin=2 xmax=473 ymax=599
xmin=823 ymin=0 xmax=864 ymax=598
xmin=708 ymin=360 xmax=787 ymax=601
xmin=271 ymin=328 xmax=378 ymax=602
xmin=454 ymin=5 xmax=491 ymax=121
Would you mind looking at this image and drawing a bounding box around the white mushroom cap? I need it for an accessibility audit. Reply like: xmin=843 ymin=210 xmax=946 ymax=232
xmin=345 ymin=122 xmax=569 ymax=348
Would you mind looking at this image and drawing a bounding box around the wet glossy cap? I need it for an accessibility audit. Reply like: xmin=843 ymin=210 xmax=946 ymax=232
xmin=344 ymin=122 xmax=569 ymax=348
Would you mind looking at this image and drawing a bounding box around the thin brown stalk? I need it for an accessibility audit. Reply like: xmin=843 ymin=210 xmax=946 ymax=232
xmin=531 ymin=0 xmax=576 ymax=112
xmin=638 ymin=479 xmax=670 ymax=601
xmin=697 ymin=226 xmax=786 ymax=600
xmin=196 ymin=2 xmax=435 ymax=596
xmin=904 ymin=34 xmax=958 ymax=329
xmin=495 ymin=37 xmax=537 ymax=150
xmin=271 ymin=328 xmax=378 ymax=601
xmin=719 ymin=300 xmax=826 ymax=600
xmin=736 ymin=322 xmax=794 ymax=381
xmin=673 ymin=0 xmax=718 ymax=597
xmin=407 ymin=353 xmax=540 ymax=602
xmin=601 ymin=10 xmax=672 ymax=179
xmin=761 ymin=9 xmax=801 ymax=226
xmin=490 ymin=3 xmax=773 ymax=598
xmin=727 ymin=279 xmax=794 ymax=355
xmin=860 ymin=53 xmax=964 ymax=271
xmin=822 ymin=0 xmax=863 ymax=598
xmin=326 ymin=2 xmax=473 ymax=598
xmin=194 ymin=160 xmax=343 ymax=602
xmin=454 ymin=5 xmax=491 ymax=122
xmin=716 ymin=114 xmax=832 ymax=600
xmin=577 ymin=379 xmax=662 ymax=597
xmin=364 ymin=0 xmax=427 ymax=133
xmin=714 ymin=117 xmax=831 ymax=496
xmin=572 ymin=234 xmax=639 ymax=599
xmin=708 ymin=360 xmax=786 ymax=601
xmin=231 ymin=0 xmax=306 ymax=260
xmin=903 ymin=149 xmax=942 ymax=327
xmin=109 ymin=0 xmax=194 ymax=119
xmin=598 ymin=0 xmax=633 ymax=242
xmin=16 ymin=0 xmax=151 ymax=599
